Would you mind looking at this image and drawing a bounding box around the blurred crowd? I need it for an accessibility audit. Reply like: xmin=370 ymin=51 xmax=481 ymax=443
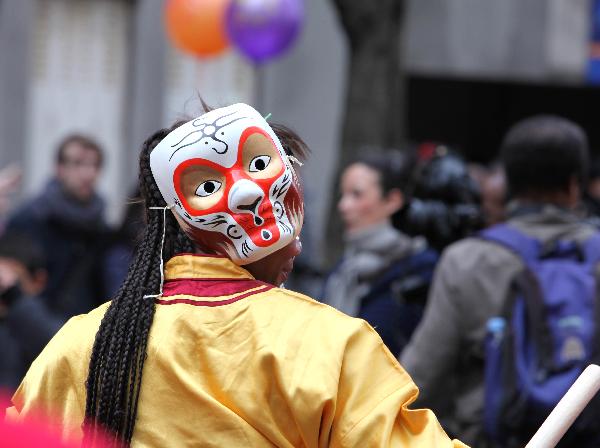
xmin=2 ymin=114 xmax=600 ymax=446
xmin=0 ymin=135 xmax=144 ymax=391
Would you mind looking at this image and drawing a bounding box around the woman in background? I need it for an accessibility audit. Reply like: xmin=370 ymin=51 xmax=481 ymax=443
xmin=323 ymin=151 xmax=437 ymax=355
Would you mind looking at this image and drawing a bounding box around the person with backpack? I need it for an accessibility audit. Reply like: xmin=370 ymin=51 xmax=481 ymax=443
xmin=322 ymin=150 xmax=438 ymax=356
xmin=7 ymin=104 xmax=466 ymax=447
xmin=401 ymin=115 xmax=600 ymax=447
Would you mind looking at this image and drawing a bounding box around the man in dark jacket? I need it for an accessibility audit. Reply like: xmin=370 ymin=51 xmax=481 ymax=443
xmin=7 ymin=135 xmax=108 ymax=319
xmin=401 ymin=115 xmax=596 ymax=446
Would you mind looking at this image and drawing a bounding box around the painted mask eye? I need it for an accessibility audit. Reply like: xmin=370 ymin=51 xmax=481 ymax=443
xmin=195 ymin=180 xmax=222 ymax=197
xmin=249 ymin=155 xmax=271 ymax=173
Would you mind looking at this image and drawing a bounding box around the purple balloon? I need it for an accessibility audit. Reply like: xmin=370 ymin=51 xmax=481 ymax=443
xmin=225 ymin=0 xmax=304 ymax=64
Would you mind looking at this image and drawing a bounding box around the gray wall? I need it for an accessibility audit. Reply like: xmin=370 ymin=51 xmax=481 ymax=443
xmin=126 ymin=0 xmax=167 ymax=173
xmin=404 ymin=0 xmax=590 ymax=82
xmin=0 ymin=0 xmax=35 ymax=169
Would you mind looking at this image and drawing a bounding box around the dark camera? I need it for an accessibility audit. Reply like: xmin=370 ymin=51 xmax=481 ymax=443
xmin=395 ymin=151 xmax=484 ymax=251
xmin=398 ymin=199 xmax=483 ymax=251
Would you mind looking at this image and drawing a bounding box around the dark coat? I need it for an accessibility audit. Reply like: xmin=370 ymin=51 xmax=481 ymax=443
xmin=7 ymin=180 xmax=109 ymax=318
xmin=0 ymin=291 xmax=63 ymax=392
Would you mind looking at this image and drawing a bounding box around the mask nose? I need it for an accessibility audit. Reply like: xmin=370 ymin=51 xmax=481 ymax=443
xmin=228 ymin=179 xmax=265 ymax=225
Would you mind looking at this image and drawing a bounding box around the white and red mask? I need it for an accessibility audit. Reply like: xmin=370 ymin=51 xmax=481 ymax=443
xmin=150 ymin=103 xmax=304 ymax=265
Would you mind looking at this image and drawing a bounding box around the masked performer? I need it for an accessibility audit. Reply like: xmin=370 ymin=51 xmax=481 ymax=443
xmin=7 ymin=104 xmax=467 ymax=447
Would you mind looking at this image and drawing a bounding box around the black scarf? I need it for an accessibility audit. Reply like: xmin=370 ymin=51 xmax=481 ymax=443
xmin=35 ymin=179 xmax=106 ymax=236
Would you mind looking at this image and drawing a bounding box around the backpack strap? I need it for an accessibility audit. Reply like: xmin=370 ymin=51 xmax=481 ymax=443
xmin=480 ymin=225 xmax=554 ymax=371
xmin=479 ymin=224 xmax=541 ymax=266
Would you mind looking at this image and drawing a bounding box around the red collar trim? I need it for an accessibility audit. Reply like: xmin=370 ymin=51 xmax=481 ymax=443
xmin=156 ymin=284 xmax=273 ymax=307
xmin=170 ymin=253 xmax=229 ymax=259
xmin=161 ymin=278 xmax=270 ymax=298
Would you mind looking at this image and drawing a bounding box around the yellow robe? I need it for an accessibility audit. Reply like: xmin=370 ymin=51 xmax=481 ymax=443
xmin=7 ymin=254 xmax=467 ymax=447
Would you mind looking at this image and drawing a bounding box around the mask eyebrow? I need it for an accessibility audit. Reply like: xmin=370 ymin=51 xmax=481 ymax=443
xmin=169 ymin=112 xmax=250 ymax=161
xmin=169 ymin=130 xmax=205 ymax=161
xmin=214 ymin=110 xmax=242 ymax=126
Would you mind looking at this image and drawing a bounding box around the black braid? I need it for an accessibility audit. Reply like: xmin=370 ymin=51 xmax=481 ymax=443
xmin=83 ymin=122 xmax=190 ymax=446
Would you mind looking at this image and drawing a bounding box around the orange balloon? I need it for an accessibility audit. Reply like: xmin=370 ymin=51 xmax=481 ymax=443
xmin=165 ymin=0 xmax=230 ymax=57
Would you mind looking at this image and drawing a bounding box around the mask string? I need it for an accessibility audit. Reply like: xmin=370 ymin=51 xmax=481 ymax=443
xmin=287 ymin=155 xmax=303 ymax=167
xmin=143 ymin=204 xmax=174 ymax=299
xmin=262 ymin=112 xmax=300 ymax=167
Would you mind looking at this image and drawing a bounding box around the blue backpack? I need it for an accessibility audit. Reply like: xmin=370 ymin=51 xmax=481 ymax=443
xmin=481 ymin=224 xmax=600 ymax=447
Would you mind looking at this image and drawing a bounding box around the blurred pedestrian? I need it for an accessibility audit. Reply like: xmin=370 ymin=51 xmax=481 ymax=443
xmin=401 ymin=115 xmax=597 ymax=447
xmin=322 ymin=150 xmax=438 ymax=355
xmin=0 ymin=231 xmax=63 ymax=392
xmin=6 ymin=135 xmax=109 ymax=319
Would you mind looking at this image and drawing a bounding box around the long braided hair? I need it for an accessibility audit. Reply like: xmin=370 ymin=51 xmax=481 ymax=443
xmin=83 ymin=121 xmax=193 ymax=445
xmin=83 ymin=118 xmax=309 ymax=446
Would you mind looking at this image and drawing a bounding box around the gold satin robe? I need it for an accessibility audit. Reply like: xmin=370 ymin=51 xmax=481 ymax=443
xmin=7 ymin=254 xmax=467 ymax=447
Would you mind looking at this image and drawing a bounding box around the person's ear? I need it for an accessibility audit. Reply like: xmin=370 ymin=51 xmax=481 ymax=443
xmin=385 ymin=189 xmax=404 ymax=215
xmin=568 ymin=175 xmax=581 ymax=209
